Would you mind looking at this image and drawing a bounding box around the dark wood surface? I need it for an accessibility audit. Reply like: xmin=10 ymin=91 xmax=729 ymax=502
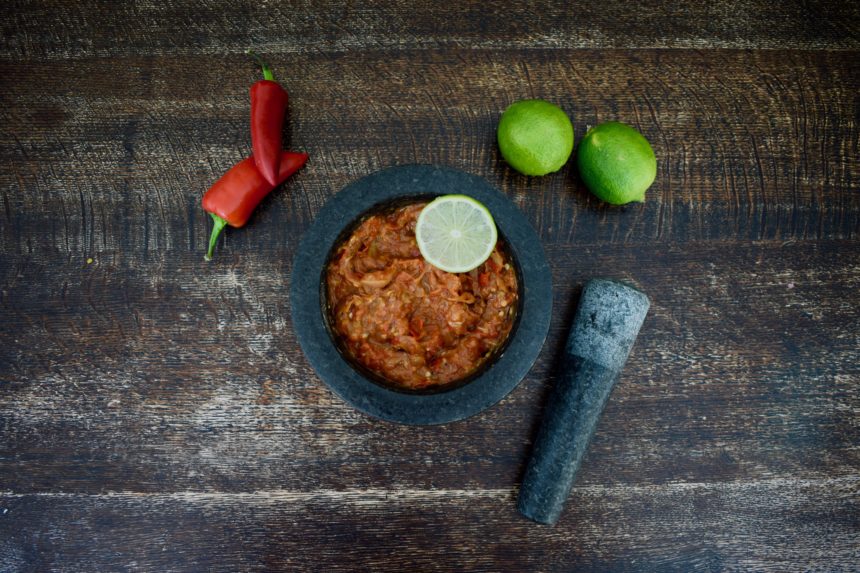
xmin=1 ymin=2 xmax=858 ymax=571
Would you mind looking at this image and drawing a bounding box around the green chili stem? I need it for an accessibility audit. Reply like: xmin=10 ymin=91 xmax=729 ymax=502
xmin=204 ymin=213 xmax=229 ymax=261
xmin=246 ymin=50 xmax=274 ymax=81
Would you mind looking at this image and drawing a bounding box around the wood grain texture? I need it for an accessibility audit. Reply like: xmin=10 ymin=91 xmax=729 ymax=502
xmin=2 ymin=477 xmax=857 ymax=572
xmin=2 ymin=0 xmax=859 ymax=58
xmin=1 ymin=1 xmax=858 ymax=571
xmin=2 ymin=49 xmax=857 ymax=258
xmin=1 ymin=242 xmax=858 ymax=494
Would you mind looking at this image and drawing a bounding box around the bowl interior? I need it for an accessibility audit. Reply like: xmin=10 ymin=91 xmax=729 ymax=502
xmin=319 ymin=194 xmax=524 ymax=396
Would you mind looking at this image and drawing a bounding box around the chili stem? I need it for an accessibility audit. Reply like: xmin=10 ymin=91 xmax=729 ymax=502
xmin=204 ymin=213 xmax=229 ymax=261
xmin=246 ymin=50 xmax=274 ymax=81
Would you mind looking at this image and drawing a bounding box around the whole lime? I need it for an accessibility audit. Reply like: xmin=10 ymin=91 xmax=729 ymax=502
xmin=497 ymin=99 xmax=574 ymax=176
xmin=576 ymin=122 xmax=656 ymax=205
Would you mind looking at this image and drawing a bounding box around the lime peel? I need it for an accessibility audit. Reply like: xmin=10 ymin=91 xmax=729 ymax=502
xmin=497 ymin=99 xmax=574 ymax=176
xmin=577 ymin=121 xmax=656 ymax=205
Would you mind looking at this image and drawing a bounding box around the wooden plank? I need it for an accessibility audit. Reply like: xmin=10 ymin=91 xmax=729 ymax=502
xmin=1 ymin=2 xmax=858 ymax=571
xmin=1 ymin=0 xmax=858 ymax=59
xmin=1 ymin=477 xmax=857 ymax=571
xmin=2 ymin=241 xmax=857 ymax=493
xmin=1 ymin=50 xmax=857 ymax=258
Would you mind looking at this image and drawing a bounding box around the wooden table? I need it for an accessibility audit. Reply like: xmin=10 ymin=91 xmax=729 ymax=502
xmin=2 ymin=2 xmax=858 ymax=571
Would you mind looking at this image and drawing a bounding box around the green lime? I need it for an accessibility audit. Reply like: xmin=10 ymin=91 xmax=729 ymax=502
xmin=415 ymin=195 xmax=498 ymax=273
xmin=576 ymin=121 xmax=656 ymax=205
xmin=497 ymin=99 xmax=574 ymax=176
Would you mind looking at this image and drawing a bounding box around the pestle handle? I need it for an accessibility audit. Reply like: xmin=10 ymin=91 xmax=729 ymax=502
xmin=518 ymin=279 xmax=650 ymax=525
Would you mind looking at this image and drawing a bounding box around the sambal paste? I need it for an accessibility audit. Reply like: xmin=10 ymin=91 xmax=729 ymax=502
xmin=326 ymin=202 xmax=519 ymax=390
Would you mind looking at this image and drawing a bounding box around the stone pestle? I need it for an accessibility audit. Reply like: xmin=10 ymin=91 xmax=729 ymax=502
xmin=518 ymin=279 xmax=650 ymax=525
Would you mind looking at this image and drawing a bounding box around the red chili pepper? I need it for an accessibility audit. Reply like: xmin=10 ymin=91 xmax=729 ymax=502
xmin=248 ymin=51 xmax=289 ymax=187
xmin=202 ymin=151 xmax=308 ymax=260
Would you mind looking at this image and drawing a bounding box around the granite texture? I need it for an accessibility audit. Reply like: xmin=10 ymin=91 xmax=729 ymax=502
xmin=518 ymin=279 xmax=650 ymax=524
xmin=290 ymin=164 xmax=552 ymax=425
xmin=567 ymin=279 xmax=651 ymax=370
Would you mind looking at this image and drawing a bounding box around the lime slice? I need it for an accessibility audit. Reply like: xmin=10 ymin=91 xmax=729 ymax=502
xmin=415 ymin=195 xmax=498 ymax=273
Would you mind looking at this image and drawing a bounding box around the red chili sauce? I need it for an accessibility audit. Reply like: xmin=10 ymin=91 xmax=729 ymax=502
xmin=326 ymin=202 xmax=519 ymax=390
